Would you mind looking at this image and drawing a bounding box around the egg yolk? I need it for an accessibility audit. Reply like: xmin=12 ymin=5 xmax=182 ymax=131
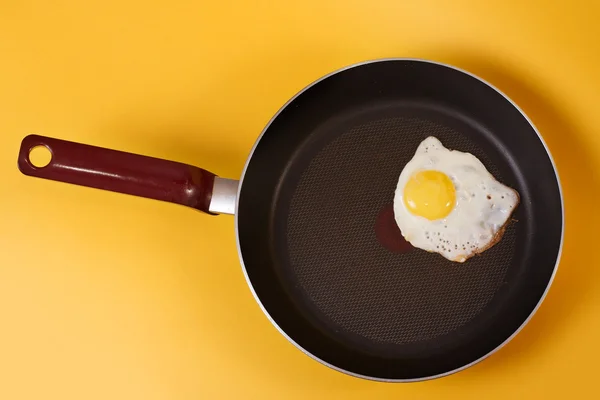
xmin=403 ymin=170 xmax=456 ymax=220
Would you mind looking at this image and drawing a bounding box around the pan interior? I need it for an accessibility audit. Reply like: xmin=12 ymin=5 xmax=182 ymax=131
xmin=237 ymin=60 xmax=562 ymax=380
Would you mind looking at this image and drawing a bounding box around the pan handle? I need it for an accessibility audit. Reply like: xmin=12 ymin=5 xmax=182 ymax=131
xmin=17 ymin=134 xmax=237 ymax=215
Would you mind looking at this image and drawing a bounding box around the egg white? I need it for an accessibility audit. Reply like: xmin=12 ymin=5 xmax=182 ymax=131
xmin=393 ymin=136 xmax=519 ymax=262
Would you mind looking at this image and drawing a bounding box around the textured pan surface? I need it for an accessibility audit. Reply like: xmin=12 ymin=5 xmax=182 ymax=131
xmin=274 ymin=102 xmax=526 ymax=356
xmin=286 ymin=114 xmax=517 ymax=347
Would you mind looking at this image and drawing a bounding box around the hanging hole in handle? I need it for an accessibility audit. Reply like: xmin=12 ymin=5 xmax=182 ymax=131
xmin=29 ymin=145 xmax=52 ymax=168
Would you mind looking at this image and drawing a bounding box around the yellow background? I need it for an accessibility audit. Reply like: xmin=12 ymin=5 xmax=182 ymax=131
xmin=0 ymin=1 xmax=597 ymax=398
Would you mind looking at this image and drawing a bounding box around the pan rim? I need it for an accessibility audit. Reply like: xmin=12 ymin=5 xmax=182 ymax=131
xmin=234 ymin=57 xmax=565 ymax=382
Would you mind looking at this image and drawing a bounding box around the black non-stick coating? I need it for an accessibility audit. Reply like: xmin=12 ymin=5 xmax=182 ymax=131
xmin=237 ymin=60 xmax=562 ymax=380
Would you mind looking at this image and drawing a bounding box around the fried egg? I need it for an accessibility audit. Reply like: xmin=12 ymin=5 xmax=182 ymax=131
xmin=393 ymin=136 xmax=520 ymax=262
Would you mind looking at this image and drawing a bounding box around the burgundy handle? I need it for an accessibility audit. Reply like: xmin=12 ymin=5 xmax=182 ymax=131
xmin=18 ymin=134 xmax=217 ymax=214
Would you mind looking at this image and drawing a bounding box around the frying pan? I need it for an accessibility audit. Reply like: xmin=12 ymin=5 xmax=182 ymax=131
xmin=17 ymin=59 xmax=564 ymax=381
